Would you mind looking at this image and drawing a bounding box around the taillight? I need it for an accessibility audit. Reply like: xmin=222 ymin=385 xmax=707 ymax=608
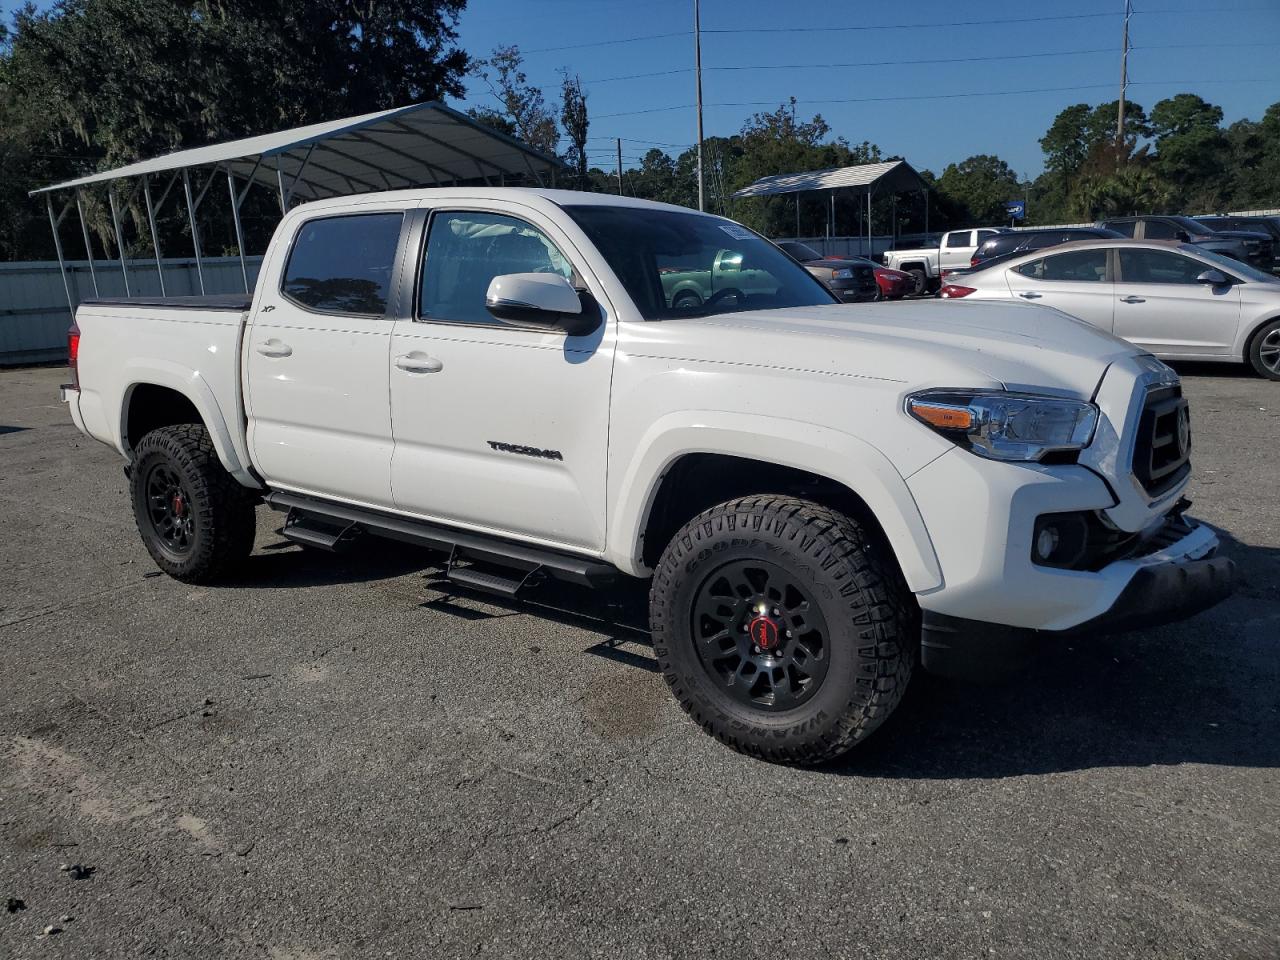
xmin=68 ymin=321 xmax=80 ymax=390
xmin=939 ymin=284 xmax=976 ymax=299
xmin=970 ymin=255 xmax=981 ymax=267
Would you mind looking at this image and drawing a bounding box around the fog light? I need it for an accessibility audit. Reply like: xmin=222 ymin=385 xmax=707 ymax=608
xmin=1035 ymin=526 xmax=1061 ymax=561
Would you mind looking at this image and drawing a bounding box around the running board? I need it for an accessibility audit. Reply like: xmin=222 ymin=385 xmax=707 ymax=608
xmin=264 ymin=491 xmax=615 ymax=588
xmin=281 ymin=512 xmax=360 ymax=552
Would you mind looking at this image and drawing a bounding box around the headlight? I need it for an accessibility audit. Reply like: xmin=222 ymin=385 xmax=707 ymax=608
xmin=906 ymin=390 xmax=1098 ymax=462
xmin=831 ymin=268 xmax=853 ymax=280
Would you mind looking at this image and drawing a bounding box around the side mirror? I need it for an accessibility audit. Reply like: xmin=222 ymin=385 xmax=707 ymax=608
xmin=1195 ymin=269 xmax=1229 ymax=286
xmin=485 ymin=273 xmax=596 ymax=335
xmin=1175 ymin=230 xmax=1191 ymax=243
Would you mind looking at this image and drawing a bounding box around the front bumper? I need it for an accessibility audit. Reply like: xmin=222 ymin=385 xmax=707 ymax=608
xmin=920 ymin=541 xmax=1235 ymax=679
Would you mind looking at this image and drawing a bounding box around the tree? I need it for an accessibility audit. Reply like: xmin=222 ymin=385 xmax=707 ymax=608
xmin=0 ymin=0 xmax=471 ymax=260
xmin=559 ymin=71 xmax=589 ymax=188
xmin=1149 ymin=94 xmax=1229 ymax=208
xmin=472 ymin=45 xmax=557 ymax=156
xmin=936 ymin=154 xmax=1020 ymax=225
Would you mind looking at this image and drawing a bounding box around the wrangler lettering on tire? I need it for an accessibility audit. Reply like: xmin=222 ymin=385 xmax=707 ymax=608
xmin=649 ymin=495 xmax=916 ymax=765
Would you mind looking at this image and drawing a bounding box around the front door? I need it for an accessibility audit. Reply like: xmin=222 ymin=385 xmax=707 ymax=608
xmin=1004 ymin=247 xmax=1115 ymax=332
xmin=388 ymin=204 xmax=616 ymax=552
xmin=1112 ymin=248 xmax=1241 ymax=357
xmin=244 ymin=206 xmax=409 ymax=509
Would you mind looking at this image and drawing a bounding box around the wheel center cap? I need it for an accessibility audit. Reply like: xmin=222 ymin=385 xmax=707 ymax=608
xmin=747 ymin=615 xmax=780 ymax=651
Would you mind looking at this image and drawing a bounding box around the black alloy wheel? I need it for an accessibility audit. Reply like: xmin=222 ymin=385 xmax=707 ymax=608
xmin=691 ymin=559 xmax=831 ymax=711
xmin=143 ymin=461 xmax=196 ymax=561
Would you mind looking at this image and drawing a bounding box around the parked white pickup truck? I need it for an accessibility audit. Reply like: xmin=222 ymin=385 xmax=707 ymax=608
xmin=62 ymin=189 xmax=1233 ymax=764
xmin=882 ymin=227 xmax=1007 ymax=293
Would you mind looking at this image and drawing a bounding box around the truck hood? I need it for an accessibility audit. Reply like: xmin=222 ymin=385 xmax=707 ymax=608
xmin=638 ymin=300 xmax=1142 ymax=398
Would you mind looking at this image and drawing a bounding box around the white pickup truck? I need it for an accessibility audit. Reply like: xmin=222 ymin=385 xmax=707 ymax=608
xmin=882 ymin=227 xmax=1007 ymax=293
xmin=62 ymin=188 xmax=1233 ymax=764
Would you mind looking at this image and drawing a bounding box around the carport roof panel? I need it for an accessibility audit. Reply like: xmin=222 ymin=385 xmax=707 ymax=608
xmin=731 ymin=159 xmax=927 ymax=199
xmin=29 ymin=101 xmax=564 ymax=198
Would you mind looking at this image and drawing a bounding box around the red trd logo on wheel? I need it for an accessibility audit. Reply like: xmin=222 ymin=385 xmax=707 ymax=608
xmin=748 ymin=616 xmax=779 ymax=651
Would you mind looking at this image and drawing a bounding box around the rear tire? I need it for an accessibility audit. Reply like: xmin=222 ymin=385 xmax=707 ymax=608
xmin=129 ymin=424 xmax=257 ymax=583
xmin=1247 ymin=319 xmax=1280 ymax=380
xmin=907 ymin=268 xmax=927 ymax=296
xmin=649 ymin=496 xmax=916 ymax=765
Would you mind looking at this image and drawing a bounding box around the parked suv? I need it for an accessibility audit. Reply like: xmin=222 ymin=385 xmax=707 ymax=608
xmin=1194 ymin=215 xmax=1280 ymax=272
xmin=970 ymin=227 xmax=1124 ymax=268
xmin=1098 ymin=215 xmax=1274 ymax=270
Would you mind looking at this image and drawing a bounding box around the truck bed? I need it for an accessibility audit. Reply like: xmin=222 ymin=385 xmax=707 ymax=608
xmin=79 ymin=294 xmax=252 ymax=311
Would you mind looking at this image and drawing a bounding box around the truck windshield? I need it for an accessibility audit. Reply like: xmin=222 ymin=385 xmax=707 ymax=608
xmin=563 ymin=205 xmax=837 ymax=319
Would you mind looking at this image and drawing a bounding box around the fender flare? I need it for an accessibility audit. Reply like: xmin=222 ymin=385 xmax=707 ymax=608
xmin=607 ymin=411 xmax=943 ymax=593
xmin=119 ymin=359 xmax=260 ymax=488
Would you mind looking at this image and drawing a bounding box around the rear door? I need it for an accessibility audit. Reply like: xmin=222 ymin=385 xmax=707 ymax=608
xmin=1112 ymin=247 xmax=1241 ymax=357
xmin=387 ymin=202 xmax=616 ymax=552
xmin=1003 ymin=247 xmax=1114 ymax=331
xmin=244 ymin=204 xmax=411 ymax=508
xmin=939 ymin=230 xmax=976 ymax=271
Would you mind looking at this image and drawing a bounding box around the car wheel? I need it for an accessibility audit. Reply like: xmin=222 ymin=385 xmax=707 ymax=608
xmin=672 ymin=290 xmax=703 ymax=312
xmin=649 ymin=495 xmax=916 ymax=765
xmin=1247 ymin=319 xmax=1280 ymax=381
xmin=129 ymin=424 xmax=257 ymax=583
xmin=907 ymin=269 xmax=927 ymax=296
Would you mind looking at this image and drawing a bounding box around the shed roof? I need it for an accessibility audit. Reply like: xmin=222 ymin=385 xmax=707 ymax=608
xmin=731 ymin=159 xmax=927 ymax=199
xmin=30 ymin=101 xmax=562 ymax=198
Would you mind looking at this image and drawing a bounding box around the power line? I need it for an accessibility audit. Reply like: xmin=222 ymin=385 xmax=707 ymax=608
xmin=703 ymin=11 xmax=1120 ymax=35
xmin=522 ymin=30 xmax=685 ymax=54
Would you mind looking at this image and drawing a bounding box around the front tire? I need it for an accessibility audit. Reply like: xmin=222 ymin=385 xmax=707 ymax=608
xmin=1247 ymin=319 xmax=1280 ymax=380
xmin=649 ymin=496 xmax=916 ymax=765
xmin=129 ymin=424 xmax=257 ymax=583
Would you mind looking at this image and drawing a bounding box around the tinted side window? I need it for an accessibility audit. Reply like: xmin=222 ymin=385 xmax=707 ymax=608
xmin=1118 ymin=249 xmax=1210 ymax=284
xmin=1142 ymin=219 xmax=1179 ymax=240
xmin=946 ymin=232 xmax=972 ymax=248
xmin=419 ymin=211 xmax=574 ymax=326
xmin=1014 ymin=249 xmax=1108 ymax=282
xmin=1104 ymin=220 xmax=1137 ymax=237
xmin=281 ymin=213 xmax=404 ymax=315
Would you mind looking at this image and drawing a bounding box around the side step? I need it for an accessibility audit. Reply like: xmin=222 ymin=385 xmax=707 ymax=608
xmin=264 ymin=491 xmax=616 ymax=589
xmin=280 ymin=512 xmax=360 ymax=552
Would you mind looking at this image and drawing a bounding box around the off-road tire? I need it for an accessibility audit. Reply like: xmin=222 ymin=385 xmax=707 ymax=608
xmin=129 ymin=424 xmax=257 ymax=583
xmin=650 ymin=495 xmax=916 ymax=765
xmin=1246 ymin=318 xmax=1280 ymax=381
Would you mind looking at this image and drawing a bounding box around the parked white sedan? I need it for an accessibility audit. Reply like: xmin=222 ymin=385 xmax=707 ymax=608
xmin=938 ymin=239 xmax=1280 ymax=380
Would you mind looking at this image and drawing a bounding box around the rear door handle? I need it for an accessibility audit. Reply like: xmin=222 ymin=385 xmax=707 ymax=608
xmin=395 ymin=354 xmax=444 ymax=374
xmin=255 ymin=339 xmax=292 ymax=358
xmin=1018 ymin=292 xmax=1042 ymax=300
xmin=1120 ymin=296 xmax=1146 ymax=304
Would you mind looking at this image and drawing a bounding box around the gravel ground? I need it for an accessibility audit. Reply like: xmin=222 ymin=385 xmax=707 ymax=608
xmin=2 ymin=362 xmax=1278 ymax=960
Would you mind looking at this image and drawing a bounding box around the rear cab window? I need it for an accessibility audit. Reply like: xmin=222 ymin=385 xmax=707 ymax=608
xmin=281 ymin=212 xmax=405 ymax=316
xmin=946 ymin=232 xmax=972 ymax=248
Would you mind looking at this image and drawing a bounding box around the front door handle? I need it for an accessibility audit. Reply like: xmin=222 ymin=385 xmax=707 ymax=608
xmin=395 ymin=354 xmax=444 ymax=374
xmin=1120 ymin=296 xmax=1146 ymax=304
xmin=1018 ymin=292 xmax=1042 ymax=299
xmin=255 ymin=339 xmax=292 ymax=358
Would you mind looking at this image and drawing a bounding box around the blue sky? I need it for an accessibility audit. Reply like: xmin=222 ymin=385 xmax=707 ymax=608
xmin=7 ymin=0 xmax=1279 ymax=177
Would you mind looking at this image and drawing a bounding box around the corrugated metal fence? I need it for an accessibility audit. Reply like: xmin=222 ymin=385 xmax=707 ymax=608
xmin=0 ymin=256 xmax=262 ymax=365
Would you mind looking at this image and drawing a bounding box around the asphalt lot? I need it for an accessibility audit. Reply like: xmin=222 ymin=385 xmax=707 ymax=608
xmin=2 ymin=362 xmax=1278 ymax=959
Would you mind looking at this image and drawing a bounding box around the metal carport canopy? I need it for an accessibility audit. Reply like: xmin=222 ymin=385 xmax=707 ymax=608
xmin=730 ymin=159 xmax=927 ymax=199
xmin=30 ymin=101 xmax=563 ymax=201
xmin=30 ymin=101 xmax=563 ymax=304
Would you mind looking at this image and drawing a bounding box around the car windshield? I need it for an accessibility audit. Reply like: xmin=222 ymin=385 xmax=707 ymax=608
xmin=1170 ymin=216 xmax=1215 ymax=237
xmin=780 ymin=241 xmax=822 ymax=261
xmin=1191 ymin=246 xmax=1280 ymax=284
xmin=564 ymin=205 xmax=837 ymax=319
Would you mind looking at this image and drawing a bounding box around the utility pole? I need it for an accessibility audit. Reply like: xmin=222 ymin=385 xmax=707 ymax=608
xmin=616 ymin=138 xmax=623 ymax=195
xmin=694 ymin=0 xmax=705 ymax=211
xmin=1116 ymin=0 xmax=1131 ymax=155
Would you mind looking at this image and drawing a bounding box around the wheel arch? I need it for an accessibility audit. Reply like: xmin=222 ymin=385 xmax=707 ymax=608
xmin=1241 ymin=313 xmax=1280 ymax=360
xmin=119 ymin=361 xmax=259 ymax=488
xmin=609 ymin=416 xmax=942 ymax=592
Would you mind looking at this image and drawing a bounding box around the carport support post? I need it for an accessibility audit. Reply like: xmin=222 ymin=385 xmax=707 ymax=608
xmin=142 ymin=175 xmax=167 ymax=296
xmin=227 ymin=168 xmax=249 ymax=293
xmin=182 ymin=169 xmax=206 ymax=296
xmin=74 ymin=188 xmax=99 ymax=297
xmin=45 ymin=195 xmax=74 ymax=314
xmin=108 ymin=189 xmax=131 ymax=297
xmin=866 ymin=190 xmax=873 ymax=257
xmin=795 ymin=194 xmax=800 ymax=237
